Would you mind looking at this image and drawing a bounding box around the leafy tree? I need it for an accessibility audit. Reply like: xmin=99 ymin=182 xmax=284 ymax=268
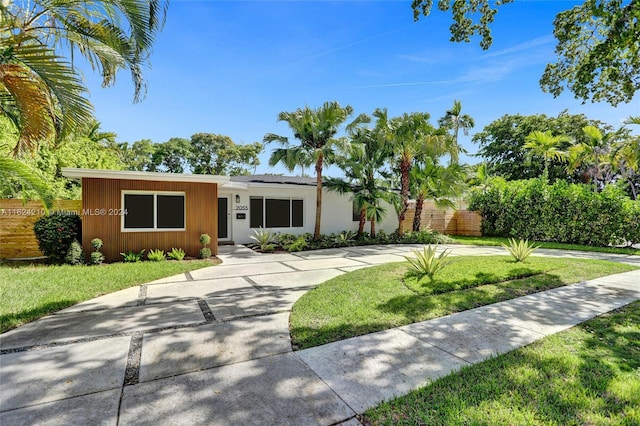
xmin=120 ymin=139 xmax=156 ymax=172
xmin=411 ymin=0 xmax=640 ymax=105
xmin=1 ymin=0 xmax=168 ymax=154
xmin=189 ymin=133 xmax=262 ymax=175
xmin=265 ymin=101 xmax=363 ymax=240
xmin=567 ymin=125 xmax=619 ymax=191
xmin=473 ymin=111 xmax=617 ymax=181
xmin=437 ymin=100 xmax=475 ymax=163
xmin=150 ymin=138 xmax=191 ymax=173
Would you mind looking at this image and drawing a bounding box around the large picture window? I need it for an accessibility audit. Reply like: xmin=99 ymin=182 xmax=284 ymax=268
xmin=122 ymin=191 xmax=185 ymax=231
xmin=250 ymin=197 xmax=303 ymax=228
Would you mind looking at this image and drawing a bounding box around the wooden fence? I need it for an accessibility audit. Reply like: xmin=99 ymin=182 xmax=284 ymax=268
xmin=0 ymin=199 xmax=81 ymax=259
xmin=401 ymin=200 xmax=482 ymax=236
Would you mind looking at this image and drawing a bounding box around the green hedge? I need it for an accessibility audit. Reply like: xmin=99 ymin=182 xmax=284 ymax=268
xmin=33 ymin=213 xmax=82 ymax=263
xmin=469 ymin=178 xmax=640 ymax=247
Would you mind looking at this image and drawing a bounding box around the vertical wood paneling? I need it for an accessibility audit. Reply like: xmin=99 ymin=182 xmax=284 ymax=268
xmin=82 ymin=178 xmax=218 ymax=262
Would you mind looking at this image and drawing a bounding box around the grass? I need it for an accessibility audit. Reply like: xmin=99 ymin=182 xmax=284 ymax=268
xmin=361 ymin=301 xmax=640 ymax=425
xmin=290 ymin=256 xmax=637 ymax=350
xmin=0 ymin=259 xmax=217 ymax=333
xmin=451 ymin=235 xmax=640 ymax=255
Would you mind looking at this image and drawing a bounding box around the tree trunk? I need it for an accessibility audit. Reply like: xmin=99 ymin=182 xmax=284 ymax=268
xmin=358 ymin=208 xmax=366 ymax=237
xmin=314 ymin=154 xmax=323 ymax=240
xmin=397 ymin=158 xmax=410 ymax=235
xmin=413 ymin=195 xmax=424 ymax=232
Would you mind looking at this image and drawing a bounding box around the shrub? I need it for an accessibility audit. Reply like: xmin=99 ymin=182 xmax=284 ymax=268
xmin=249 ymin=227 xmax=275 ymax=251
xmin=90 ymin=251 xmax=105 ymax=265
xmin=199 ymin=233 xmax=211 ymax=246
xmin=404 ymin=245 xmax=451 ymax=280
xmin=199 ymin=247 xmax=212 ymax=259
xmin=469 ymin=178 xmax=636 ymax=247
xmin=33 ymin=213 xmax=82 ymax=264
xmin=501 ymin=238 xmax=539 ymax=262
xmin=287 ymin=236 xmax=308 ymax=252
xmin=64 ymin=239 xmax=85 ymax=265
xmin=167 ymin=247 xmax=186 ymax=260
xmin=90 ymin=238 xmax=103 ymax=251
xmin=121 ymin=250 xmax=145 ymax=263
xmin=147 ymin=249 xmax=166 ymax=262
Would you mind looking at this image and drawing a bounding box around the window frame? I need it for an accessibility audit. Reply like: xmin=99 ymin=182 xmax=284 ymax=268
xmin=121 ymin=190 xmax=186 ymax=232
xmin=249 ymin=196 xmax=304 ymax=229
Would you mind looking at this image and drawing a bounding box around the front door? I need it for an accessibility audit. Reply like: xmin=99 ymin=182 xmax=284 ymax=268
xmin=218 ymin=196 xmax=230 ymax=241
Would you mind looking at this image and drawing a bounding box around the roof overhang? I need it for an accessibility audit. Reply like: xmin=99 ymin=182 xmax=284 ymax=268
xmin=62 ymin=168 xmax=230 ymax=184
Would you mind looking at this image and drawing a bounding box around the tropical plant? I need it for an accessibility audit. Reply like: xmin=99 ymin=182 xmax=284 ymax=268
xmin=1 ymin=0 xmax=168 ymax=154
xmin=167 ymin=247 xmax=186 ymax=261
xmin=404 ymin=245 xmax=451 ymax=280
xmin=437 ymin=100 xmax=475 ymax=163
xmin=567 ymin=125 xmax=618 ymax=191
xmin=523 ymin=130 xmax=571 ymax=174
xmin=501 ymin=238 xmax=539 ymax=262
xmin=265 ymin=101 xmax=365 ymax=240
xmin=121 ymin=250 xmax=145 ymax=263
xmin=147 ymin=249 xmax=166 ymax=262
xmin=248 ymin=227 xmax=276 ymax=251
xmin=286 ymin=236 xmax=308 ymax=252
xmin=0 ymin=154 xmax=53 ymax=210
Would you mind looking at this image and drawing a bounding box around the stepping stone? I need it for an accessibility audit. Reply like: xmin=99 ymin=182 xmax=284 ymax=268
xmin=58 ymin=286 xmax=140 ymax=313
xmin=144 ymin=277 xmax=255 ymax=303
xmin=248 ymin=269 xmax=344 ymax=290
xmin=282 ymin=257 xmax=365 ymax=272
xmin=205 ymin=289 xmax=307 ymax=320
xmin=189 ymin=261 xmax=296 ymax=280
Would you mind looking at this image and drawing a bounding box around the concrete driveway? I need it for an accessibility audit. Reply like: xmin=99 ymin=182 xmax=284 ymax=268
xmin=1 ymin=244 xmax=639 ymax=425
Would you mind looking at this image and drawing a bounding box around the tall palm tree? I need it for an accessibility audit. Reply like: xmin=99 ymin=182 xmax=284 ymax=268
xmin=612 ymin=116 xmax=640 ymax=199
xmin=376 ymin=109 xmax=450 ymax=234
xmin=1 ymin=0 xmax=168 ymax=155
xmin=326 ymin=121 xmax=392 ymax=238
xmin=265 ymin=101 xmax=363 ymax=240
xmin=410 ymin=159 xmax=465 ymax=232
xmin=567 ymin=125 xmax=616 ymax=191
xmin=523 ymin=130 xmax=571 ymax=174
xmin=437 ymin=100 xmax=475 ymax=164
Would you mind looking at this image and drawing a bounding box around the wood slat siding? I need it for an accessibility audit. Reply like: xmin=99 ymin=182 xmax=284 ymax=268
xmin=0 ymin=199 xmax=82 ymax=258
xmin=401 ymin=201 xmax=482 ymax=236
xmin=81 ymin=178 xmax=218 ymax=262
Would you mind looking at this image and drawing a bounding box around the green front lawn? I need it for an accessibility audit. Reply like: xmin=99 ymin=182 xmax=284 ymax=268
xmin=451 ymin=235 xmax=640 ymax=255
xmin=0 ymin=260 xmax=216 ymax=333
xmin=362 ymin=301 xmax=640 ymax=425
xmin=290 ymin=256 xmax=637 ymax=350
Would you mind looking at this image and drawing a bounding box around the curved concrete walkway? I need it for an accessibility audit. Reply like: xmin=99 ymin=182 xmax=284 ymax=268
xmin=1 ymin=244 xmax=639 ymax=425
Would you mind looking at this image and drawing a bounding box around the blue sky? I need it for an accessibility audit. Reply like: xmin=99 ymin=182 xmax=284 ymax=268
xmin=82 ymin=0 xmax=639 ymax=175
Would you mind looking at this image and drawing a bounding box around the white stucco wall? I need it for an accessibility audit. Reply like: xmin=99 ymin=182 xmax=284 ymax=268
xmin=220 ymin=183 xmax=398 ymax=244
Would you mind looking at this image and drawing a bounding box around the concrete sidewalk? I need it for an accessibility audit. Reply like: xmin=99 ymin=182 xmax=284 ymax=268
xmin=1 ymin=245 xmax=639 ymax=425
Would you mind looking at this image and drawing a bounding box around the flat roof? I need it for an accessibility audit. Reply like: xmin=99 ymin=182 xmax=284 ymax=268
xmin=62 ymin=168 xmax=230 ymax=184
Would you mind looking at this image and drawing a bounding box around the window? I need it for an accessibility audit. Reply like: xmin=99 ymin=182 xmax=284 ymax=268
xmin=352 ymin=199 xmax=361 ymax=222
xmin=122 ymin=191 xmax=185 ymax=231
xmin=250 ymin=197 xmax=303 ymax=228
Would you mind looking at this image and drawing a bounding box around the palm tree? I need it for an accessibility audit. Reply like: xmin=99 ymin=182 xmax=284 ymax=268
xmin=0 ymin=154 xmax=53 ymax=210
xmin=1 ymin=0 xmax=168 ymax=155
xmin=410 ymin=160 xmax=465 ymax=232
xmin=265 ymin=101 xmax=363 ymax=240
xmin=326 ymin=122 xmax=392 ymax=238
xmin=612 ymin=116 xmax=640 ymax=199
xmin=567 ymin=125 xmax=616 ymax=191
xmin=376 ymin=109 xmax=450 ymax=234
xmin=523 ymin=130 xmax=570 ymax=174
xmin=438 ymin=100 xmax=475 ymax=164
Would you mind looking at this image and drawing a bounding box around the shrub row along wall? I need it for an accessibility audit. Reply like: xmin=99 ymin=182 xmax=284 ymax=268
xmin=0 ymin=199 xmax=82 ymax=259
xmin=401 ymin=201 xmax=482 ymax=237
xmin=469 ymin=178 xmax=640 ymax=246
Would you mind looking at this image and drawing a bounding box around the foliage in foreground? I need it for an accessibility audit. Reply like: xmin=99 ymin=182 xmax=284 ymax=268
xmin=0 ymin=259 xmax=215 ymax=332
xmin=502 ymin=238 xmax=539 ymax=262
xmin=289 ymin=256 xmax=636 ymax=350
xmin=404 ymin=245 xmax=451 ymax=280
xmin=362 ymin=302 xmax=640 ymax=425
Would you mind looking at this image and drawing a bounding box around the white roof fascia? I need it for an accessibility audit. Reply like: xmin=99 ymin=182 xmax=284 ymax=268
xmin=221 ymin=181 xmax=249 ymax=190
xmin=241 ymin=182 xmax=316 ymax=191
xmin=62 ymin=168 xmax=230 ymax=184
